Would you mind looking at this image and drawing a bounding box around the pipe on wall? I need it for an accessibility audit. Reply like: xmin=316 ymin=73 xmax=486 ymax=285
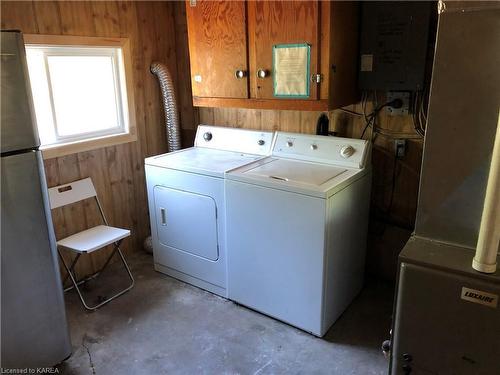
xmin=150 ymin=62 xmax=182 ymax=152
xmin=472 ymin=113 xmax=500 ymax=273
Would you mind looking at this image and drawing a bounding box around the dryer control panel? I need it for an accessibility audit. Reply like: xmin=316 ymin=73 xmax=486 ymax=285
xmin=195 ymin=125 xmax=273 ymax=156
xmin=272 ymin=133 xmax=370 ymax=169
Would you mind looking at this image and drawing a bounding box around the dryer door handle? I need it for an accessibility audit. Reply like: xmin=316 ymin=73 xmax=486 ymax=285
xmin=160 ymin=207 xmax=167 ymax=225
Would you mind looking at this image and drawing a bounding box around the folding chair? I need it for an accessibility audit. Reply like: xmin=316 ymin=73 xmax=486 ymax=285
xmin=48 ymin=177 xmax=134 ymax=311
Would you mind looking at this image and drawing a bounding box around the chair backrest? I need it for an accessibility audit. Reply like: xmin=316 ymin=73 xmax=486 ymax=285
xmin=48 ymin=177 xmax=97 ymax=209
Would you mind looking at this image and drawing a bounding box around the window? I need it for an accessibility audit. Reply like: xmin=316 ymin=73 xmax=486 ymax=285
xmin=24 ymin=35 xmax=136 ymax=159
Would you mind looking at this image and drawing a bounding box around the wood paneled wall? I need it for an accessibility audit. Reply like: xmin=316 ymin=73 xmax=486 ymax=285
xmin=1 ymin=1 xmax=197 ymax=278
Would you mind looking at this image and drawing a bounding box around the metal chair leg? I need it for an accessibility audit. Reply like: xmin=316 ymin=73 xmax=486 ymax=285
xmin=61 ymin=241 xmax=120 ymax=292
xmin=62 ymin=253 xmax=81 ymax=286
xmin=96 ymin=240 xmax=122 ymax=274
xmin=58 ymin=249 xmax=95 ymax=311
xmin=58 ymin=244 xmax=134 ymax=311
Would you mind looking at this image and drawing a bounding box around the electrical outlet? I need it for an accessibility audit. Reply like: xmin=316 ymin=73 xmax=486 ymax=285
xmin=386 ymin=91 xmax=410 ymax=116
xmin=395 ymin=139 xmax=406 ymax=158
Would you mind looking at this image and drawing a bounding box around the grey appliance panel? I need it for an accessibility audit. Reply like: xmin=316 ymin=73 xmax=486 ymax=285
xmin=414 ymin=8 xmax=500 ymax=248
xmin=392 ymin=259 xmax=500 ymax=374
xmin=358 ymin=1 xmax=432 ymax=91
xmin=1 ymin=151 xmax=71 ymax=368
xmin=1 ymin=31 xmax=40 ymax=153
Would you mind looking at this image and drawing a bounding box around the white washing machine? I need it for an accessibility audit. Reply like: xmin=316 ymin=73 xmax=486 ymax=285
xmin=225 ymin=132 xmax=372 ymax=336
xmin=145 ymin=125 xmax=274 ymax=297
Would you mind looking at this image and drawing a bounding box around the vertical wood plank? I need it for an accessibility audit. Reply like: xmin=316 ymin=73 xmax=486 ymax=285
xmin=173 ymin=1 xmax=199 ymax=135
xmin=91 ymin=1 xmax=121 ymax=37
xmin=32 ymin=1 xmax=62 ymax=34
xmin=237 ymin=109 xmax=261 ymax=130
xmin=136 ymin=2 xmax=163 ymax=157
xmin=57 ymin=1 xmax=95 ymax=36
xmin=261 ymin=109 xmax=281 ymax=132
xmin=199 ymin=107 xmax=215 ymax=124
xmin=279 ymin=111 xmax=302 ymax=133
xmin=0 ymin=1 xmax=37 ymax=32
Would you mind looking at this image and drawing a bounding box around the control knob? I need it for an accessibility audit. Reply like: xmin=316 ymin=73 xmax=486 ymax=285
xmin=310 ymin=144 xmax=318 ymax=150
xmin=286 ymin=141 xmax=294 ymax=148
xmin=258 ymin=139 xmax=265 ymax=146
xmin=203 ymin=132 xmax=213 ymax=141
xmin=340 ymin=145 xmax=354 ymax=158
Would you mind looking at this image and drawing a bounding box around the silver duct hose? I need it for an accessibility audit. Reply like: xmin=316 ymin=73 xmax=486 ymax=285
xmin=144 ymin=63 xmax=182 ymax=254
xmin=150 ymin=62 xmax=182 ymax=152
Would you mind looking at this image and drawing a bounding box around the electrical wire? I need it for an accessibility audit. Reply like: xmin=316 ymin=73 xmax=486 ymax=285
xmin=361 ymin=113 xmax=375 ymax=139
xmin=360 ymin=90 xmax=376 ymax=139
xmin=338 ymin=107 xmax=363 ymax=116
xmin=360 ymin=94 xmax=397 ymax=139
xmin=340 ymin=90 xmax=427 ymax=140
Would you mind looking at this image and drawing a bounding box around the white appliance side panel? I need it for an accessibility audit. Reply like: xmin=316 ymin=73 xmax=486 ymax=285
xmin=145 ymin=165 xmax=227 ymax=294
xmin=154 ymin=186 xmax=218 ymax=261
xmin=226 ymin=180 xmax=326 ymax=335
xmin=322 ymin=173 xmax=372 ymax=334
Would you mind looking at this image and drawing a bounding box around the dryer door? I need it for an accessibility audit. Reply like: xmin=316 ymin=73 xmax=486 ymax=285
xmin=154 ymin=186 xmax=219 ymax=261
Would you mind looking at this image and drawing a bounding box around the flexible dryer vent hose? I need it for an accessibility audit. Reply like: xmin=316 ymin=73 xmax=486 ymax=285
xmin=145 ymin=63 xmax=182 ymax=254
xmin=150 ymin=62 xmax=182 ymax=152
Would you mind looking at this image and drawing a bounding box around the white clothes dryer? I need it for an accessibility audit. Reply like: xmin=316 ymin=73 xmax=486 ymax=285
xmin=145 ymin=125 xmax=273 ymax=297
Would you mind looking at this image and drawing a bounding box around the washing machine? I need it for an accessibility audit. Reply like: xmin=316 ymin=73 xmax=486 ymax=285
xmin=145 ymin=125 xmax=274 ymax=297
xmin=225 ymin=132 xmax=372 ymax=336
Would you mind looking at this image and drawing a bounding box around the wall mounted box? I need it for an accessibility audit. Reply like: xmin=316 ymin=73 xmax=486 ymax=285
xmin=358 ymin=1 xmax=433 ymax=91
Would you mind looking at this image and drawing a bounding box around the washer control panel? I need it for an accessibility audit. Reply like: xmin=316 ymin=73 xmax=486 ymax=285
xmin=195 ymin=125 xmax=274 ymax=156
xmin=272 ymin=132 xmax=369 ymax=168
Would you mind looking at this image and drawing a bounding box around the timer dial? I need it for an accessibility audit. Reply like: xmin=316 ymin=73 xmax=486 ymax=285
xmin=340 ymin=145 xmax=355 ymax=158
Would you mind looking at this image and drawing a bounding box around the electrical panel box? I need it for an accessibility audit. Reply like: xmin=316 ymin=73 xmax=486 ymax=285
xmin=358 ymin=2 xmax=433 ymax=91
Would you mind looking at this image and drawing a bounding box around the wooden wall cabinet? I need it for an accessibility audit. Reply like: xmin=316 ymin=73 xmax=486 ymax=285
xmin=185 ymin=0 xmax=359 ymax=111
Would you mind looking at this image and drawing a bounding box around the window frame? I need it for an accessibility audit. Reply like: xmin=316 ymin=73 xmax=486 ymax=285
xmin=24 ymin=35 xmax=137 ymax=159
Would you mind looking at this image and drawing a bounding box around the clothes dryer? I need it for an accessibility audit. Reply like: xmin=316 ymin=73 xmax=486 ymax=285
xmin=146 ymin=125 xmax=273 ymax=297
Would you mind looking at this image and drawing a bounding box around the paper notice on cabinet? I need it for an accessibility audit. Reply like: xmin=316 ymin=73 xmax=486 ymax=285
xmin=273 ymin=44 xmax=310 ymax=98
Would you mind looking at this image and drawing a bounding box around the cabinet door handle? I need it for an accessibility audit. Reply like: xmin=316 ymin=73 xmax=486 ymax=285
xmin=257 ymin=69 xmax=269 ymax=78
xmin=160 ymin=208 xmax=167 ymax=225
xmin=235 ymin=69 xmax=247 ymax=79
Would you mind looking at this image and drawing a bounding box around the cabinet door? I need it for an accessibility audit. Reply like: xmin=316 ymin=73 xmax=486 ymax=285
xmin=186 ymin=0 xmax=248 ymax=99
xmin=248 ymin=1 xmax=320 ymax=100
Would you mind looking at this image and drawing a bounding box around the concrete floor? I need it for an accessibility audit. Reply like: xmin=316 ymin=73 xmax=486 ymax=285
xmin=57 ymin=252 xmax=394 ymax=375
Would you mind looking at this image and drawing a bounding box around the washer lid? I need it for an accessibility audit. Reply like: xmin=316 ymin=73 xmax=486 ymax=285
xmin=243 ymin=158 xmax=347 ymax=186
xmin=145 ymin=148 xmax=264 ymax=177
